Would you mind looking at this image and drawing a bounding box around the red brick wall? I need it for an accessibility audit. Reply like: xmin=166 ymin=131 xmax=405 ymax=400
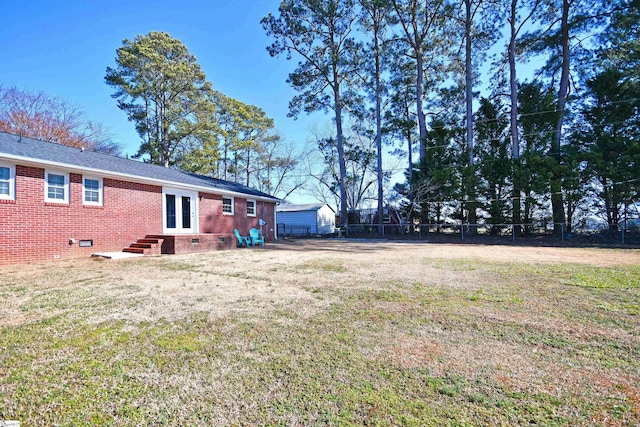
xmin=0 ymin=164 xmax=277 ymax=266
xmin=0 ymin=165 xmax=163 ymax=265
xmin=160 ymin=234 xmax=234 ymax=254
xmin=198 ymin=193 xmax=276 ymax=240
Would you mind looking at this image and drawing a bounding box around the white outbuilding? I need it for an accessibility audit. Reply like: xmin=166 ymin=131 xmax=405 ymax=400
xmin=277 ymin=203 xmax=336 ymax=236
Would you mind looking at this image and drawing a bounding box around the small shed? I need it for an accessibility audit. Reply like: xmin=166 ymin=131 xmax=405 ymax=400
xmin=277 ymin=203 xmax=336 ymax=236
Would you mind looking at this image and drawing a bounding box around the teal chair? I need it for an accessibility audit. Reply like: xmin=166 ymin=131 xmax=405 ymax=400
xmin=234 ymin=229 xmax=252 ymax=247
xmin=249 ymin=228 xmax=265 ymax=247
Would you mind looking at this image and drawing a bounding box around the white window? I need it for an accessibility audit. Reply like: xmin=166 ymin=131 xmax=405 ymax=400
xmin=0 ymin=163 xmax=15 ymax=201
xmin=45 ymin=170 xmax=69 ymax=204
xmin=246 ymin=199 xmax=256 ymax=217
xmin=222 ymin=196 xmax=234 ymax=215
xmin=83 ymin=177 xmax=103 ymax=206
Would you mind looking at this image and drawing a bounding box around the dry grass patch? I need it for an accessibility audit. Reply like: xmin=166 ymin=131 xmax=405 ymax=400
xmin=1 ymin=241 xmax=639 ymax=426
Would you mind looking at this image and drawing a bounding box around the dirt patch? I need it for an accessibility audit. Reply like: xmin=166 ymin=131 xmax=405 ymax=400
xmin=392 ymin=240 xmax=640 ymax=267
xmin=1 ymin=240 xmax=639 ymax=426
xmin=2 ymin=240 xmax=639 ymax=326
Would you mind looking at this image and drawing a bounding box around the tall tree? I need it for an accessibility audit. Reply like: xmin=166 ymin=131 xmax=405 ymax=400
xmin=507 ymin=0 xmax=540 ymax=233
xmin=409 ymin=119 xmax=459 ymax=227
xmin=525 ymin=0 xmax=611 ymax=233
xmin=450 ymin=0 xmax=500 ymax=232
xmin=176 ymin=91 xmax=277 ymax=185
xmin=517 ymin=81 xmax=557 ymax=233
xmin=263 ymin=0 xmax=359 ymax=226
xmin=579 ymin=68 xmax=640 ymax=231
xmin=599 ymin=0 xmax=640 ymax=81
xmin=173 ymin=93 xmax=220 ymax=177
xmin=475 ymin=97 xmax=511 ymax=231
xmin=548 ymin=0 xmax=570 ymax=234
xmin=105 ymin=31 xmax=214 ymax=167
xmin=451 ymin=0 xmax=498 ymax=164
xmin=0 ymin=85 xmax=120 ymax=155
xmin=385 ymin=57 xmax=418 ymax=227
xmin=226 ymin=102 xmax=276 ymax=186
xmin=212 ymin=91 xmax=244 ymax=180
xmin=358 ymin=0 xmax=392 ymax=234
xmin=390 ymin=0 xmax=450 ymax=162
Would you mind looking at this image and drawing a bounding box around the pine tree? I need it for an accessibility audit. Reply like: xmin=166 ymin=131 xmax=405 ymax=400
xmin=105 ymin=31 xmax=215 ymax=167
xmin=263 ymin=0 xmax=359 ymax=226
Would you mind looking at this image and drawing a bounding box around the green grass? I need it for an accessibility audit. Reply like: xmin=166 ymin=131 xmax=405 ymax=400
xmin=558 ymin=264 xmax=640 ymax=289
xmin=1 ymin=245 xmax=639 ymax=426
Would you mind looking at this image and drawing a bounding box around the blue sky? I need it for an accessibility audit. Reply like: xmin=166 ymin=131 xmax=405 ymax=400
xmin=0 ymin=0 xmax=323 ymax=158
xmin=1 ymin=1 xmax=543 ymax=206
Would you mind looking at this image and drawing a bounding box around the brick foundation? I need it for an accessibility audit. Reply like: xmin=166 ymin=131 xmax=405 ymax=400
xmin=151 ymin=234 xmax=234 ymax=254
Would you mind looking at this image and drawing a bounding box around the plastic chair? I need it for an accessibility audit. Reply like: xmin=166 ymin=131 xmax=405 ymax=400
xmin=234 ymin=229 xmax=252 ymax=247
xmin=249 ymin=228 xmax=265 ymax=247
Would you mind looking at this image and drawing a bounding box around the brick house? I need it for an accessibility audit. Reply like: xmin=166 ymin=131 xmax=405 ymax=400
xmin=0 ymin=131 xmax=279 ymax=265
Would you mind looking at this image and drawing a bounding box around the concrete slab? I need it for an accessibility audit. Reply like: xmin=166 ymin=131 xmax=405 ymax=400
xmin=91 ymin=252 xmax=144 ymax=260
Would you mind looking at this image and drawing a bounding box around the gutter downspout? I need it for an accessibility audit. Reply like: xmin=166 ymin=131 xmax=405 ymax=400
xmin=274 ymin=203 xmax=279 ymax=240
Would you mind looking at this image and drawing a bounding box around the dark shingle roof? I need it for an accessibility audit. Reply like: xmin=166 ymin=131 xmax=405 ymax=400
xmin=0 ymin=131 xmax=279 ymax=201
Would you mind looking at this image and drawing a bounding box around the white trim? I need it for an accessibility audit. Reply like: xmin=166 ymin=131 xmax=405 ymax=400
xmin=162 ymin=188 xmax=198 ymax=234
xmin=246 ymin=199 xmax=256 ymax=217
xmin=45 ymin=170 xmax=69 ymax=204
xmin=222 ymin=196 xmax=234 ymax=215
xmin=83 ymin=176 xmax=103 ymax=206
xmin=274 ymin=203 xmax=278 ymax=240
xmin=0 ymin=162 xmax=15 ymax=201
xmin=0 ymin=153 xmax=278 ymax=203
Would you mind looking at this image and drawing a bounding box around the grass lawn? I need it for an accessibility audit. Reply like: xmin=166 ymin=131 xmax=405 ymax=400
xmin=1 ymin=241 xmax=639 ymax=426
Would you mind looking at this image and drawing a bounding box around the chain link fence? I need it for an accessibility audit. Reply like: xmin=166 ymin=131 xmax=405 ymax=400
xmin=329 ymin=220 xmax=640 ymax=246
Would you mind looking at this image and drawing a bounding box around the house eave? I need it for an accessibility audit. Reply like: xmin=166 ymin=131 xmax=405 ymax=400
xmin=0 ymin=153 xmax=279 ymax=203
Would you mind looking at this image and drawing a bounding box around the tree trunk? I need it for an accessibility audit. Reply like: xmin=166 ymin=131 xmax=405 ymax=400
xmin=551 ymin=0 xmax=569 ymax=235
xmin=465 ymin=0 xmax=474 ymax=165
xmin=406 ymin=108 xmax=414 ymax=233
xmin=266 ymin=158 xmax=272 ymax=194
xmin=334 ymin=84 xmax=348 ymax=228
xmin=509 ymin=0 xmax=522 ymax=236
xmin=464 ymin=0 xmax=477 ymax=234
xmin=374 ymin=20 xmax=384 ymax=237
xmin=144 ymin=96 xmax=152 ymax=162
xmin=415 ymin=49 xmax=428 ymax=162
xmin=234 ymin=155 xmax=239 ymax=183
xmin=246 ymin=148 xmax=251 ymax=187
xmin=154 ymin=102 xmax=161 ymax=165
xmin=223 ymin=144 xmax=228 ymax=181
xmin=160 ymin=95 xmax=170 ymax=168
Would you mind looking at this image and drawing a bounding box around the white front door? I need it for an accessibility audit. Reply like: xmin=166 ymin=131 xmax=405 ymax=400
xmin=163 ymin=188 xmax=198 ymax=234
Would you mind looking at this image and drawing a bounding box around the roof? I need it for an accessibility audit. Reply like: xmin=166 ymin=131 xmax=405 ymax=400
xmin=0 ymin=131 xmax=279 ymax=202
xmin=277 ymin=203 xmax=333 ymax=213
